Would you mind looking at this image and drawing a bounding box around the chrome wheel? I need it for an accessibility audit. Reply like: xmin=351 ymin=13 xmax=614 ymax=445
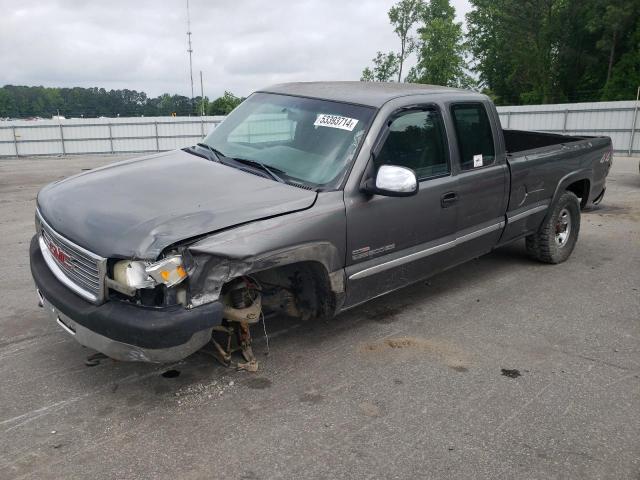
xmin=555 ymin=208 xmax=571 ymax=247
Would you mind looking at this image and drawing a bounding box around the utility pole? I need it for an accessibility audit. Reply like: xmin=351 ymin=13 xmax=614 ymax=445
xmin=200 ymin=71 xmax=205 ymax=116
xmin=186 ymin=0 xmax=194 ymax=111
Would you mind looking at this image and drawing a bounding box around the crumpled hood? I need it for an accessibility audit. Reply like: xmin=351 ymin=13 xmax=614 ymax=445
xmin=37 ymin=149 xmax=317 ymax=259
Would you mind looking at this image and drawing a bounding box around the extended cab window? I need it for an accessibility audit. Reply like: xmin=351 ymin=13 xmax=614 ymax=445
xmin=374 ymin=109 xmax=449 ymax=179
xmin=451 ymin=103 xmax=495 ymax=170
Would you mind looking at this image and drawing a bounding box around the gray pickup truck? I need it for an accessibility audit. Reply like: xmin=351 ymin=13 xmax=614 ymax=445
xmin=30 ymin=82 xmax=612 ymax=365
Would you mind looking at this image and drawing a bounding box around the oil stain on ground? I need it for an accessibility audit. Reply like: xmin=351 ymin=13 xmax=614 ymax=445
xmin=501 ymin=368 xmax=521 ymax=378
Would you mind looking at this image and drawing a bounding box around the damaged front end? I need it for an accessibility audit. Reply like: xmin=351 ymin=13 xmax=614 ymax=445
xmin=67 ymin=192 xmax=348 ymax=368
xmin=31 ymin=145 xmax=348 ymax=367
xmin=99 ymin=237 xmax=343 ymax=370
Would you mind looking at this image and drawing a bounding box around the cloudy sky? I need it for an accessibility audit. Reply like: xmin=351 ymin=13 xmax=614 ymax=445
xmin=0 ymin=0 xmax=471 ymax=99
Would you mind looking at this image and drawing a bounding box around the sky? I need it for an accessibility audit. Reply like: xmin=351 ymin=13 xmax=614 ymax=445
xmin=0 ymin=0 xmax=471 ymax=99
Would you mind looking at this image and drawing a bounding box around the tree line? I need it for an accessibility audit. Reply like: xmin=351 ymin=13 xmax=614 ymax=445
xmin=3 ymin=0 xmax=637 ymax=117
xmin=362 ymin=0 xmax=640 ymax=104
xmin=0 ymin=85 xmax=245 ymax=119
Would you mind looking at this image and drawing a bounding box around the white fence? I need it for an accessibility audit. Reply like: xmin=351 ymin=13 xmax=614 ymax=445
xmin=1 ymin=99 xmax=639 ymax=157
xmin=496 ymin=100 xmax=639 ymax=155
xmin=0 ymin=116 xmax=225 ymax=157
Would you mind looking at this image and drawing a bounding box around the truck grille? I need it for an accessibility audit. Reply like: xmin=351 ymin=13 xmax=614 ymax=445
xmin=36 ymin=210 xmax=106 ymax=304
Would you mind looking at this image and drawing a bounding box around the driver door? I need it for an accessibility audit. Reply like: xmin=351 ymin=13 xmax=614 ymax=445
xmin=344 ymin=107 xmax=459 ymax=307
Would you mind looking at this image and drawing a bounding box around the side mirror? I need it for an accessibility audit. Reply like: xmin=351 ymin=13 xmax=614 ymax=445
xmin=362 ymin=165 xmax=418 ymax=197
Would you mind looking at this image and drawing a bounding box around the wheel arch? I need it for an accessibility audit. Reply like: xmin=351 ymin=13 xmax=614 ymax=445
xmin=565 ymin=178 xmax=591 ymax=208
xmin=544 ymin=170 xmax=591 ymax=225
xmin=186 ymin=241 xmax=345 ymax=313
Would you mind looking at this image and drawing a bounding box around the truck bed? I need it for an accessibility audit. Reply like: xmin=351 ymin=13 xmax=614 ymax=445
xmin=503 ymin=129 xmax=588 ymax=154
xmin=500 ymin=129 xmax=611 ymax=245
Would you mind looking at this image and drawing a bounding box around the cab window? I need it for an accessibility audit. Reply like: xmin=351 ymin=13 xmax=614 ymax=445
xmin=451 ymin=103 xmax=495 ymax=170
xmin=374 ymin=109 xmax=449 ymax=180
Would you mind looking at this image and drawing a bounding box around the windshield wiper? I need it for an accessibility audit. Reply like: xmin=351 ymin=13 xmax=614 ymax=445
xmin=229 ymin=157 xmax=287 ymax=184
xmin=196 ymin=142 xmax=226 ymax=162
xmin=194 ymin=144 xmax=286 ymax=184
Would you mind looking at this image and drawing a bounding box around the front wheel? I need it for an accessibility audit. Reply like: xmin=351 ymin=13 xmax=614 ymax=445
xmin=525 ymin=191 xmax=580 ymax=264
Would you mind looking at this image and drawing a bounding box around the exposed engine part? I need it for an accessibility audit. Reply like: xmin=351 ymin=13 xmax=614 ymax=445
xmin=222 ymin=278 xmax=262 ymax=324
xmin=210 ymin=277 xmax=262 ymax=372
xmin=105 ymin=276 xmax=137 ymax=297
xmin=252 ymin=264 xmax=334 ymax=321
xmin=260 ymin=288 xmax=301 ymax=318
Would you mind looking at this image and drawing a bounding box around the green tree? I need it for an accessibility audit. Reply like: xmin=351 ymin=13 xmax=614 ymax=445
xmin=466 ymin=0 xmax=511 ymax=103
xmin=388 ymin=0 xmax=422 ymax=82
xmin=467 ymin=0 xmax=640 ymax=104
xmin=0 ymin=85 xmax=220 ymax=118
xmin=361 ymin=52 xmax=400 ymax=82
xmin=207 ymin=91 xmax=244 ymax=115
xmin=468 ymin=0 xmax=574 ymax=104
xmin=587 ymin=0 xmax=637 ymax=85
xmin=408 ymin=0 xmax=472 ymax=88
xmin=195 ymin=96 xmax=210 ymax=116
xmin=602 ymin=17 xmax=640 ymax=100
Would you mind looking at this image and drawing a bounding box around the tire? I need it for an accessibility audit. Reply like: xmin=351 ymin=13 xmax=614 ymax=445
xmin=526 ymin=191 xmax=580 ymax=264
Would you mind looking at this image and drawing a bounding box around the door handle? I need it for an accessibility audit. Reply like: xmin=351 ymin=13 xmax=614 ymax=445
xmin=441 ymin=192 xmax=458 ymax=208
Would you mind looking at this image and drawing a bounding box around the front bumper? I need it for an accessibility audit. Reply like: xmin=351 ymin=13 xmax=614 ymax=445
xmin=30 ymin=235 xmax=223 ymax=362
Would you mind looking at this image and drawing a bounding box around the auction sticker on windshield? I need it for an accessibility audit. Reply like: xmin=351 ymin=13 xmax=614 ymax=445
xmin=314 ymin=114 xmax=359 ymax=131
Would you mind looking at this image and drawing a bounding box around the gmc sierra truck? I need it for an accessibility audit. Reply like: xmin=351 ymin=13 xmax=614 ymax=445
xmin=30 ymin=82 xmax=612 ymax=365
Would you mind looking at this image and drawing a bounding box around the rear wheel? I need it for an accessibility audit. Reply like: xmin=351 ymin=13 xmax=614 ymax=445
xmin=526 ymin=191 xmax=580 ymax=264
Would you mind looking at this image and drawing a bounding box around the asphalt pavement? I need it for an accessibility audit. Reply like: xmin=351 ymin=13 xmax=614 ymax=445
xmin=0 ymin=154 xmax=638 ymax=480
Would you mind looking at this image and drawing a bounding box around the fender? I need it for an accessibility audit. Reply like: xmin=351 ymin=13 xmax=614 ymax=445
xmin=543 ymin=168 xmax=592 ymax=224
xmin=183 ymin=198 xmax=346 ymax=307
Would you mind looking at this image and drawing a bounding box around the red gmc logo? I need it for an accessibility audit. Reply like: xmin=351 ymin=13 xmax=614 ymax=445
xmin=47 ymin=240 xmax=72 ymax=268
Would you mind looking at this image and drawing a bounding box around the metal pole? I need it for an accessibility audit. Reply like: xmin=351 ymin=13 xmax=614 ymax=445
xmin=562 ymin=109 xmax=569 ymax=133
xmin=200 ymin=71 xmax=205 ymax=137
xmin=200 ymin=71 xmax=205 ymax=116
xmin=154 ymin=121 xmax=160 ymax=151
xmin=108 ymin=123 xmax=114 ymax=153
xmin=11 ymin=126 xmax=18 ymax=157
xmin=628 ymin=86 xmax=640 ymax=156
xmin=59 ymin=123 xmax=66 ymax=155
xmin=506 ymin=112 xmax=512 ymax=128
xmin=186 ymin=0 xmax=194 ymax=108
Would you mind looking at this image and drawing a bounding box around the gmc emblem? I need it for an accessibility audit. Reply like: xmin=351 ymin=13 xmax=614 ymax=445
xmin=47 ymin=240 xmax=72 ymax=268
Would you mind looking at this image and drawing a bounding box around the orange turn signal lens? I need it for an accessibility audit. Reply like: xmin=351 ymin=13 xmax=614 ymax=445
xmin=145 ymin=255 xmax=188 ymax=287
xmin=176 ymin=265 xmax=187 ymax=278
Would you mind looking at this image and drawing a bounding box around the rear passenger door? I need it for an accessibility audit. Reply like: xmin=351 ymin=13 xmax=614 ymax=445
xmin=448 ymin=102 xmax=508 ymax=260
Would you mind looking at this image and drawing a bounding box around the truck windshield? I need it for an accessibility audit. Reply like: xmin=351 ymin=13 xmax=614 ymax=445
xmin=202 ymin=92 xmax=375 ymax=188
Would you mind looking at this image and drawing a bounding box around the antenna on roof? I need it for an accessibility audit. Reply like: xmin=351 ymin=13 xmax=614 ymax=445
xmin=186 ymin=0 xmax=195 ymax=109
